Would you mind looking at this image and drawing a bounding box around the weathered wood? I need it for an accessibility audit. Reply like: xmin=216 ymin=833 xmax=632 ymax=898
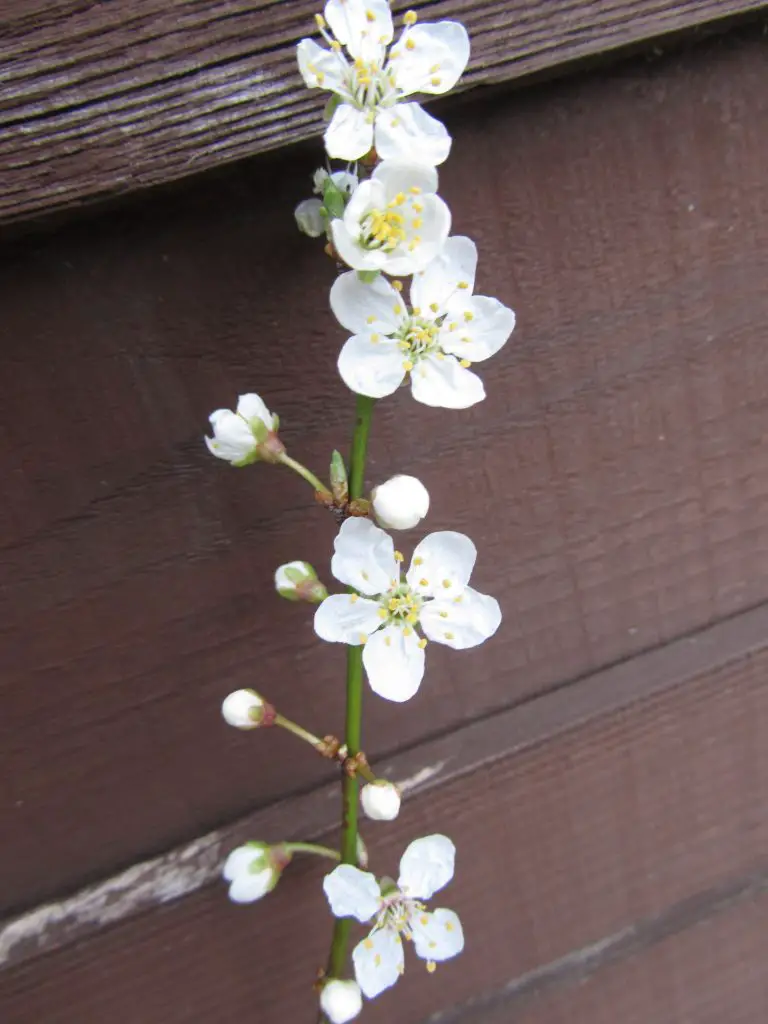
xmin=0 ymin=0 xmax=766 ymax=223
xmin=3 ymin=26 xmax=768 ymax=916
xmin=3 ymin=598 xmax=767 ymax=970
xmin=1 ymin=653 xmax=766 ymax=1022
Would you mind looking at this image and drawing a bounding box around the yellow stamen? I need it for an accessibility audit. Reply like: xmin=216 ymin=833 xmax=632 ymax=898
xmin=420 ymin=915 xmax=429 ymax=925
xmin=442 ymin=579 xmax=452 ymax=588
xmin=427 ymin=961 xmax=437 ymax=973
xmin=403 ymin=627 xmax=413 ymax=637
xmin=409 ymin=186 xmax=422 ymax=194
xmin=316 ymin=71 xmax=325 ymax=85
xmin=403 ymin=360 xmax=413 ymax=371
xmin=444 ymin=631 xmax=455 ymax=640
xmin=460 ymin=359 xmax=471 ymax=368
xmin=384 ymin=636 xmax=391 ymax=647
xmin=405 ymin=37 xmax=415 ymax=49
xmin=412 ymin=217 xmax=423 ymax=229
xmin=366 ymin=8 xmax=376 ymax=21
xmin=412 ymin=305 xmax=421 ymax=315
xmin=430 ymin=76 xmax=442 ymax=87
xmin=359 ymin=633 xmax=368 ymax=644
xmin=445 ymin=921 xmax=455 ymax=932
xmin=419 ymin=578 xmax=429 ymax=587
xmin=458 ymin=281 xmax=469 ymax=289
xmin=439 ymin=611 xmax=448 ymax=618
xmin=394 ymin=550 xmax=404 ymax=562
xmin=429 ymin=64 xmax=441 ymax=74
xmin=429 ymin=302 xmax=439 ymax=313
xmin=350 ymin=594 xmax=359 ymax=603
xmin=392 ymin=279 xmax=403 ymax=291
xmin=418 ymin=638 xmax=427 ymax=649
xmin=463 ymin=311 xmax=474 ymax=322
xmin=406 ymin=612 xmax=419 ymax=624
xmin=404 ymin=10 xmax=417 ymax=25
xmin=393 ymin=303 xmax=402 ymax=314
xmin=315 ymin=13 xmax=326 ymax=29
xmin=330 ymin=40 xmax=342 ymax=51
xmin=413 ymin=556 xmax=423 ymax=566
xmin=364 ymin=938 xmax=374 ymax=950
xmin=378 ymin=608 xmax=388 ymax=619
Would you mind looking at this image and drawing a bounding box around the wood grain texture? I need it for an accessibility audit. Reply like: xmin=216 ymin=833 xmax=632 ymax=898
xmin=0 ymin=0 xmax=766 ymax=224
xmin=1 ymin=656 xmax=766 ymax=1022
xmin=4 ymin=598 xmax=768 ymax=969
xmin=3 ymin=26 xmax=768 ymax=915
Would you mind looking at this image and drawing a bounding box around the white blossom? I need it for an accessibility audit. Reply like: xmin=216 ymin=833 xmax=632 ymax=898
xmin=372 ymin=474 xmax=429 ymax=529
xmin=297 ymin=2 xmax=469 ymax=164
xmin=223 ymin=843 xmax=283 ymax=904
xmin=296 ymin=169 xmax=359 ymax=237
xmin=332 ymin=235 xmax=515 ymax=408
xmin=204 ymin=393 xmax=281 ymax=465
xmin=361 ymin=779 xmax=401 ymax=820
xmin=323 ymin=835 xmax=463 ymax=998
xmin=320 ymin=979 xmax=363 ymax=1023
xmin=314 ymin=517 xmax=501 ymax=702
xmin=330 ymin=160 xmax=450 ymax=275
xmin=221 ymin=689 xmax=267 ymax=729
xmin=275 ymin=560 xmax=328 ymax=603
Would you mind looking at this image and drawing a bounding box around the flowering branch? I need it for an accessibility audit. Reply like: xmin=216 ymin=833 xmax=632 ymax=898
xmin=204 ymin=4 xmax=516 ymax=1021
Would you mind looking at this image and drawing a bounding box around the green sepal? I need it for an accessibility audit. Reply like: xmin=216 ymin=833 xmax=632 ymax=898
xmin=323 ymin=177 xmax=348 ymax=220
xmin=232 ymin=450 xmax=260 ymax=468
xmin=323 ymin=94 xmax=342 ymax=122
xmin=249 ymin=417 xmax=270 ymax=444
xmin=330 ymin=449 xmax=349 ymax=503
xmin=284 ymin=565 xmax=309 ymax=585
xmin=357 ymin=270 xmax=380 ymax=284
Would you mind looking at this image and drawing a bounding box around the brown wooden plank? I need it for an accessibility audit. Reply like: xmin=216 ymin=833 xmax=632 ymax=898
xmin=0 ymin=0 xmax=766 ymax=224
xmin=1 ymin=655 xmax=766 ymax=1022
xmin=4 ymin=599 xmax=767 ymax=970
xmin=2 ymin=25 xmax=768 ymax=914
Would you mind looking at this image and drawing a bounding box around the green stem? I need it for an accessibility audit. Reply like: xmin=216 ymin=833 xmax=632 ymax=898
xmin=274 ymin=713 xmax=323 ymax=749
xmin=326 ymin=394 xmax=376 ymax=985
xmin=285 ymin=842 xmax=340 ymax=862
xmin=279 ymin=452 xmax=332 ymax=496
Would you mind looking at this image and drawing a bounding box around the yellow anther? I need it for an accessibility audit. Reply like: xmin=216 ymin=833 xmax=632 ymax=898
xmin=403 ymin=627 xmax=413 ymax=637
xmin=391 ymin=192 xmax=406 ymax=206
xmin=367 ymin=314 xmax=376 ymax=323
xmin=392 ymin=279 xmax=403 ymax=291
xmin=426 ymin=961 xmax=437 ymax=974
xmin=366 ymin=8 xmax=376 ymax=21
xmin=439 ymin=611 xmax=448 ymax=618
xmin=412 ymin=305 xmax=421 ymax=315
xmin=436 ymin=351 xmax=445 ymax=359
xmin=429 ymin=302 xmax=439 ymax=313
xmin=454 ymin=595 xmax=463 ymax=603
xmin=461 ymin=336 xmax=471 ymax=343
xmin=412 ymin=202 xmax=424 ymax=214
xmin=389 ymin=598 xmax=399 ymax=611
xmin=420 ymin=915 xmax=429 ymax=925
xmin=463 ymin=310 xmax=474 ymax=322
xmin=442 ymin=579 xmax=452 ymax=588
xmin=413 ymin=556 xmax=423 ymax=566
xmin=359 ymin=633 xmax=368 ymax=644
xmin=330 ymin=40 xmax=342 ymax=51
xmin=378 ymin=608 xmax=388 ymax=619
xmin=364 ymin=938 xmax=374 ymax=950
xmin=405 ymin=38 xmax=416 ymax=50
xmin=399 ymin=341 xmax=410 ymax=351
xmin=406 ymin=612 xmax=419 ymax=624
xmin=375 ymin=954 xmax=382 ymax=967
xmin=408 ymin=236 xmax=422 ymax=251
xmin=316 ymin=71 xmax=325 ymax=84
xmin=403 ymin=360 xmax=414 ymax=371
xmin=404 ymin=9 xmax=418 ymax=25
xmin=430 ymin=76 xmax=442 ymax=87
xmin=393 ymin=304 xmax=402 ymax=314
xmin=371 ymin=333 xmax=380 ymax=342
xmin=390 ymin=116 xmax=401 ymax=127
xmin=419 ymin=577 xmax=429 ymax=587
xmin=315 ymin=13 xmax=326 ymax=29
xmin=409 ymin=186 xmax=422 ymax=194
xmin=412 ymin=217 xmax=423 ymax=229
xmin=458 ymin=280 xmax=469 ymax=289
xmin=445 ymin=921 xmax=455 ymax=932
xmin=350 ymin=594 xmax=359 ymax=603
xmin=418 ymin=638 xmax=428 ymax=649
xmin=384 ymin=636 xmax=392 ymax=647
xmin=460 ymin=359 xmax=471 ymax=368
xmin=389 ymin=212 xmax=405 ymax=225
xmin=444 ymin=631 xmax=455 ymax=640
xmin=449 ymin=321 xmax=457 ymax=331
xmin=429 ymin=64 xmax=441 ymax=74
xmin=394 ymin=550 xmax=404 ymax=562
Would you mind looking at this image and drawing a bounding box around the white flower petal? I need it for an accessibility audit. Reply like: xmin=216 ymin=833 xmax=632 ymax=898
xmin=439 ymin=295 xmax=516 ymax=362
xmin=372 ymin=159 xmax=438 ymax=199
xmin=236 ymin=393 xmax=274 ymax=429
xmin=398 ymin=834 xmax=456 ymax=898
xmin=228 ymin=866 xmax=275 ymax=904
xmin=352 ymin=927 xmax=404 ymax=999
xmin=206 ymin=409 xmax=257 ymax=463
xmin=331 ymin=517 xmax=399 ymax=595
xmin=410 ymin=235 xmax=477 ymax=314
xmin=338 ymin=333 xmax=406 ymax=398
xmin=314 ymin=594 xmax=383 ymax=644
xmin=407 ymin=531 xmax=476 ymax=599
xmin=297 ymin=38 xmax=347 ymax=92
xmin=410 ymin=353 xmax=485 ymax=409
xmin=390 ymin=22 xmax=470 ymax=96
xmin=363 ymin=624 xmax=425 ymax=702
xmin=420 ymin=586 xmax=501 ymax=649
xmin=381 ymin=193 xmax=451 ymax=276
xmin=223 ymin=844 xmax=266 ymax=882
xmin=374 ymin=102 xmax=451 ymax=166
xmin=325 ymin=0 xmax=393 ymax=61
xmin=410 ymin=908 xmax=464 ymax=962
xmin=330 ymin=271 xmax=403 ymax=334
xmin=323 ymin=864 xmax=382 ymax=922
xmin=325 ymin=103 xmax=375 ymax=161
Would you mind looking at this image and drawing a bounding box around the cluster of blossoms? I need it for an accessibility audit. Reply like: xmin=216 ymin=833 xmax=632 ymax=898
xmin=204 ymin=3 xmax=515 ymax=1021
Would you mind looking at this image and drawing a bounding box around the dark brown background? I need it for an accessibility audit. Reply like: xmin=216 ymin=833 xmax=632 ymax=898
xmin=2 ymin=10 xmax=768 ymax=1024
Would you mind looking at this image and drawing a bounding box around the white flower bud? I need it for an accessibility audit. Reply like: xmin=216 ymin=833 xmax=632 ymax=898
xmin=361 ymin=779 xmax=401 ymax=821
xmin=295 ymin=198 xmax=326 ymax=237
xmin=371 ymin=474 xmax=430 ymax=530
xmin=320 ymin=979 xmax=363 ymax=1023
xmin=221 ymin=689 xmax=271 ymax=729
xmin=205 ymin=393 xmax=281 ymax=466
xmin=275 ymin=560 xmax=328 ymax=604
xmin=223 ymin=842 xmax=288 ymax=904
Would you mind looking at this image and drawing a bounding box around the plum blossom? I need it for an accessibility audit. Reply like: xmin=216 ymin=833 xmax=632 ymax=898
xmin=332 ymin=235 xmax=515 ymax=408
xmin=221 ymin=689 xmax=272 ymax=729
xmin=314 ymin=517 xmax=501 ymax=702
xmin=330 ymin=160 xmax=450 ymax=275
xmin=204 ymin=393 xmax=282 ymax=465
xmin=361 ymin=779 xmax=401 ymax=820
xmin=371 ymin=474 xmax=429 ymax=530
xmin=223 ymin=843 xmax=287 ymax=904
xmin=320 ymin=979 xmax=363 ymax=1022
xmin=297 ymin=2 xmax=469 ymax=164
xmin=323 ymin=834 xmax=463 ymax=999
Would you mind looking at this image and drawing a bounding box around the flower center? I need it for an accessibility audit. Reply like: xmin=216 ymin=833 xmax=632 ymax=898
xmin=376 ymin=894 xmax=425 ymax=939
xmin=380 ymin=583 xmax=422 ymax=625
xmin=346 ymin=58 xmax=398 ymax=111
xmin=361 ymin=203 xmax=407 ymax=251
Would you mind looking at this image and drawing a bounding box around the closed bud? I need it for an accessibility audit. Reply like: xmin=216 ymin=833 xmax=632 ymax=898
xmin=329 ymin=450 xmax=349 ymax=503
xmin=205 ymin=393 xmax=283 ymax=466
xmin=361 ymin=779 xmax=402 ymax=821
xmin=275 ymin=561 xmax=328 ymax=603
xmin=222 ymin=842 xmax=290 ymax=904
xmin=320 ymin=979 xmax=363 ymax=1023
xmin=295 ymin=198 xmax=326 ymax=237
xmin=371 ymin=474 xmax=430 ymax=530
xmin=221 ymin=689 xmax=275 ymax=729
